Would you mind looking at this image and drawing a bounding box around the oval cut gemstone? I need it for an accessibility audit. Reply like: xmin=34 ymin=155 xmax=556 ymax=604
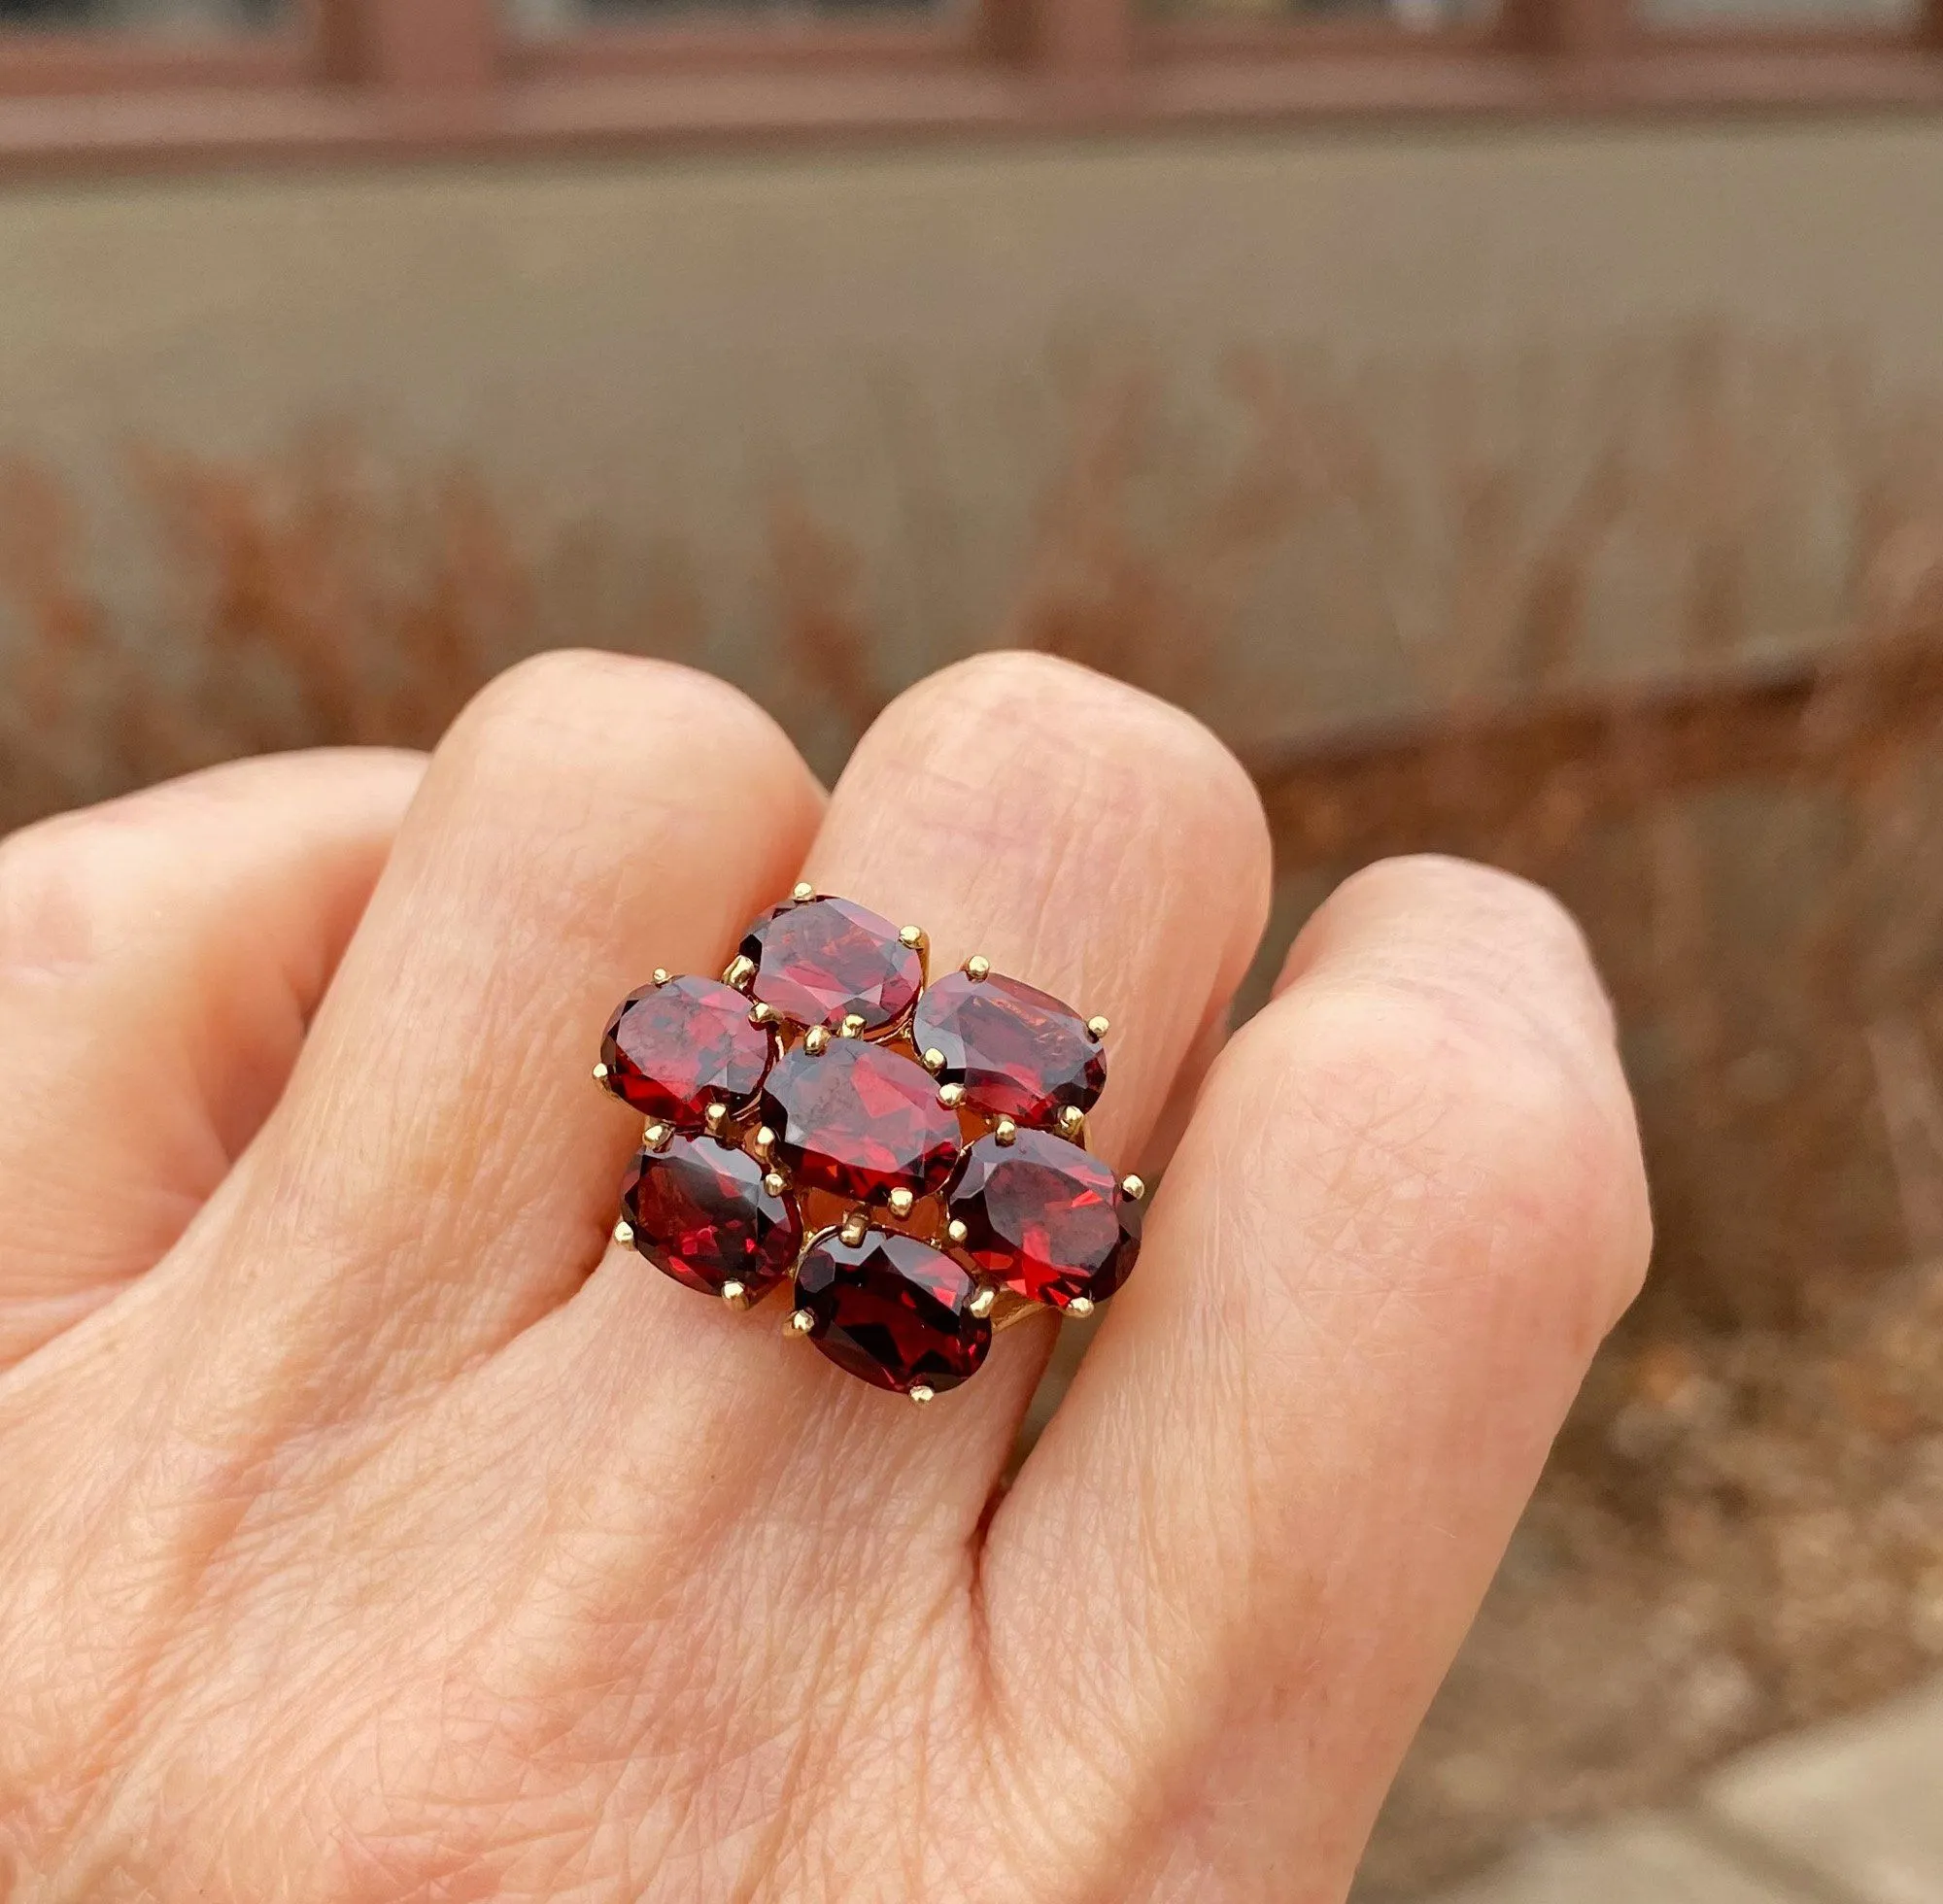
xmin=760 ymin=1039 xmax=960 ymax=1202
xmin=910 ymin=969 xmax=1106 ymax=1123
xmin=621 ymin=1136 xmax=801 ymax=1300
xmin=742 ymin=896 xmax=923 ymax=1034
xmin=944 ymin=1129 xmax=1142 ymax=1309
xmin=795 ymin=1228 xmax=991 ymax=1394
xmin=601 ymin=975 xmax=772 ymax=1128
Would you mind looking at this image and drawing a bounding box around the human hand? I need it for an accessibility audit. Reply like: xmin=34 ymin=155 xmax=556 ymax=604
xmin=0 ymin=652 xmax=1649 ymax=1902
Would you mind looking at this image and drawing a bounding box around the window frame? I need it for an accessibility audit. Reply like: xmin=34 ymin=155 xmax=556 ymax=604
xmin=0 ymin=0 xmax=1939 ymax=175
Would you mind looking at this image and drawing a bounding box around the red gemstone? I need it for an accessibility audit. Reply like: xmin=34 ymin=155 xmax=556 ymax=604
xmin=601 ymin=975 xmax=772 ymax=1128
xmin=794 ymin=1228 xmax=991 ymax=1394
xmin=622 ymin=1136 xmax=801 ymax=1300
xmin=742 ymin=896 xmax=923 ymax=1034
xmin=944 ymin=1129 xmax=1142 ymax=1309
xmin=760 ymin=1039 xmax=960 ymax=1202
xmin=910 ymin=969 xmax=1106 ymax=1123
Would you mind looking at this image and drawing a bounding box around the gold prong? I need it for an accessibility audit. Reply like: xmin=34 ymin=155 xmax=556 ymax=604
xmin=937 ymin=1082 xmax=967 ymax=1109
xmin=763 ymin=1171 xmax=787 ymax=1198
xmin=750 ymin=1002 xmax=775 ymax=1027
xmin=946 ymin=1218 xmax=970 ymax=1246
xmin=839 ymin=1211 xmax=869 ymax=1247
xmin=965 ymin=954 xmax=991 ymax=982
xmin=753 ymin=1126 xmax=777 ymax=1163
xmin=908 ymin=1384 xmax=937 ymax=1407
xmin=792 ymin=880 xmax=816 ymax=903
xmin=643 ymin=1121 xmax=671 ymax=1152
xmin=593 ymin=1061 xmax=610 ymax=1084
xmin=703 ymin=1102 xmax=731 ymax=1138
xmin=1120 ymin=1173 xmax=1147 ymax=1203
xmin=995 ymin=1116 xmax=1018 ymax=1146
xmin=968 ymin=1284 xmax=997 ymax=1320
xmin=721 ymin=1279 xmax=748 ymax=1309
xmin=612 ymin=1218 xmax=634 ymax=1247
xmin=1056 ymin=1105 xmax=1085 ymax=1140
xmin=920 ymin=1046 xmax=946 ymax=1075
xmin=802 ymin=1025 xmax=832 ymax=1056
xmin=652 ymin=968 xmax=670 ymax=987
xmin=1086 ymin=1015 xmax=1109 ymax=1040
xmin=898 ymin=924 xmax=926 ymax=950
xmin=839 ymin=1013 xmax=867 ymax=1039
xmin=724 ymin=954 xmax=757 ymax=991
xmin=887 ymin=1186 xmax=915 ymax=1219
xmin=1067 ymin=1296 xmax=1096 ymax=1319
xmin=787 ymin=1307 xmax=817 ymax=1337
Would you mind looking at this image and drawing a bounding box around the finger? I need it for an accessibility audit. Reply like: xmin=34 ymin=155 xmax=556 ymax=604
xmin=549 ymin=649 xmax=1273 ymax=1528
xmin=988 ymin=856 xmax=1652 ymax=1898
xmin=0 ymin=750 xmax=422 ymax=1370
xmin=176 ymin=652 xmax=823 ymax=1410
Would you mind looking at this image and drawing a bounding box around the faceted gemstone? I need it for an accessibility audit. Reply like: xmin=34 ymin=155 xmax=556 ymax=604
xmin=910 ymin=969 xmax=1107 ymax=1123
xmin=760 ymin=1039 xmax=960 ymax=1202
xmin=621 ymin=1136 xmax=801 ymax=1300
xmin=944 ymin=1129 xmax=1142 ymax=1309
xmin=794 ymin=1228 xmax=991 ymax=1395
xmin=742 ymin=895 xmax=923 ymax=1034
xmin=601 ymin=974 xmax=772 ymax=1128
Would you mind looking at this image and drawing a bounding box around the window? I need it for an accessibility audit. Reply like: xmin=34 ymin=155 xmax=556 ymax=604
xmin=1 ymin=0 xmax=1939 ymax=168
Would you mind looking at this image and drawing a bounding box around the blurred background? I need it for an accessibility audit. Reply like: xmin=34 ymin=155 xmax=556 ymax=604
xmin=5 ymin=2 xmax=1943 ymax=1896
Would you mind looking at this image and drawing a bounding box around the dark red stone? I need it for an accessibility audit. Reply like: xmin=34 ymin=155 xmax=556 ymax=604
xmin=794 ymin=1228 xmax=991 ymax=1394
xmin=760 ymin=1039 xmax=960 ymax=1203
xmin=944 ymin=1129 xmax=1142 ymax=1310
xmin=601 ymin=975 xmax=772 ymax=1128
xmin=621 ymin=1135 xmax=801 ymax=1301
xmin=742 ymin=895 xmax=923 ymax=1034
xmin=910 ymin=969 xmax=1106 ymax=1123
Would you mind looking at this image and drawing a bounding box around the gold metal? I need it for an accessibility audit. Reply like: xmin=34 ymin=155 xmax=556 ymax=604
xmin=1067 ymin=1296 xmax=1096 ymax=1319
xmin=898 ymin=924 xmax=926 ymax=949
xmin=612 ymin=1218 xmax=634 ymax=1247
xmin=721 ymin=1279 xmax=748 ymax=1309
xmin=703 ymin=1102 xmax=731 ymax=1138
xmin=787 ymin=1307 xmax=817 ymax=1337
xmin=1086 ymin=1015 xmax=1109 ymax=1039
xmin=839 ymin=1013 xmax=867 ymax=1039
xmin=763 ymin=1171 xmax=787 ymax=1198
xmin=886 ymin=1186 xmax=915 ymax=1219
xmin=908 ymin=1384 xmax=937 ymax=1407
xmin=946 ymin=1218 xmax=970 ymax=1245
xmin=1120 ymin=1173 xmax=1147 ymax=1202
xmin=652 ymin=968 xmax=670 ymax=987
xmin=643 ymin=1121 xmax=672 ymax=1152
xmin=994 ymin=1117 xmax=1018 ymax=1146
xmin=964 ymin=954 xmax=991 ymax=982
xmin=724 ymin=954 xmax=757 ymax=991
xmin=839 ymin=1211 xmax=869 ymax=1247
xmin=920 ymin=1046 xmax=946 ymax=1075
xmin=749 ymin=1002 xmax=776 ymax=1027
xmin=1056 ymin=1105 xmax=1085 ymax=1140
xmin=592 ymin=1061 xmax=610 ymax=1084
xmin=792 ymin=880 xmax=816 ymax=903
xmin=937 ymin=1082 xmax=967 ymax=1109
xmin=753 ymin=1126 xmax=777 ymax=1163
xmin=802 ymin=1025 xmax=832 ymax=1056
xmin=968 ymin=1284 xmax=997 ymax=1320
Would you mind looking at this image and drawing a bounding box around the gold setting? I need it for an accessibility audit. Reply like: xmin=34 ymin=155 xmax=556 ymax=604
xmin=599 ymin=908 xmax=1138 ymax=1402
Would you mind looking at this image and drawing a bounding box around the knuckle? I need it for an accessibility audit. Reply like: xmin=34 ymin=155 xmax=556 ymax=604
xmin=0 ymin=803 xmax=147 ymax=975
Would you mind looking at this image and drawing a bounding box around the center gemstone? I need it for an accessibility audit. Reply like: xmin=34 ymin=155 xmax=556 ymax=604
xmin=760 ymin=1038 xmax=961 ymax=1202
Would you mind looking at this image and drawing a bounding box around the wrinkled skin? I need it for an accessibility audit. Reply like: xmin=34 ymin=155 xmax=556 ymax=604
xmin=0 ymin=653 xmax=1650 ymax=1903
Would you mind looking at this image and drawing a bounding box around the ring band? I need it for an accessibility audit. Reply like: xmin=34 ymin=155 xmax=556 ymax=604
xmin=594 ymin=884 xmax=1144 ymax=1404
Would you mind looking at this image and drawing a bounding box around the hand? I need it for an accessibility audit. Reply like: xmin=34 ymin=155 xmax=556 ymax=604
xmin=0 ymin=652 xmax=1649 ymax=1903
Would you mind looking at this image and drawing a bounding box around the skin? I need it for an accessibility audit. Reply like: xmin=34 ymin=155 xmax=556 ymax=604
xmin=0 ymin=651 xmax=1651 ymax=1904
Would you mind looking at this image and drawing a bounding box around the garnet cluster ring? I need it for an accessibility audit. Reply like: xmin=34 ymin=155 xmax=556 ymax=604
xmin=592 ymin=885 xmax=1145 ymax=1404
